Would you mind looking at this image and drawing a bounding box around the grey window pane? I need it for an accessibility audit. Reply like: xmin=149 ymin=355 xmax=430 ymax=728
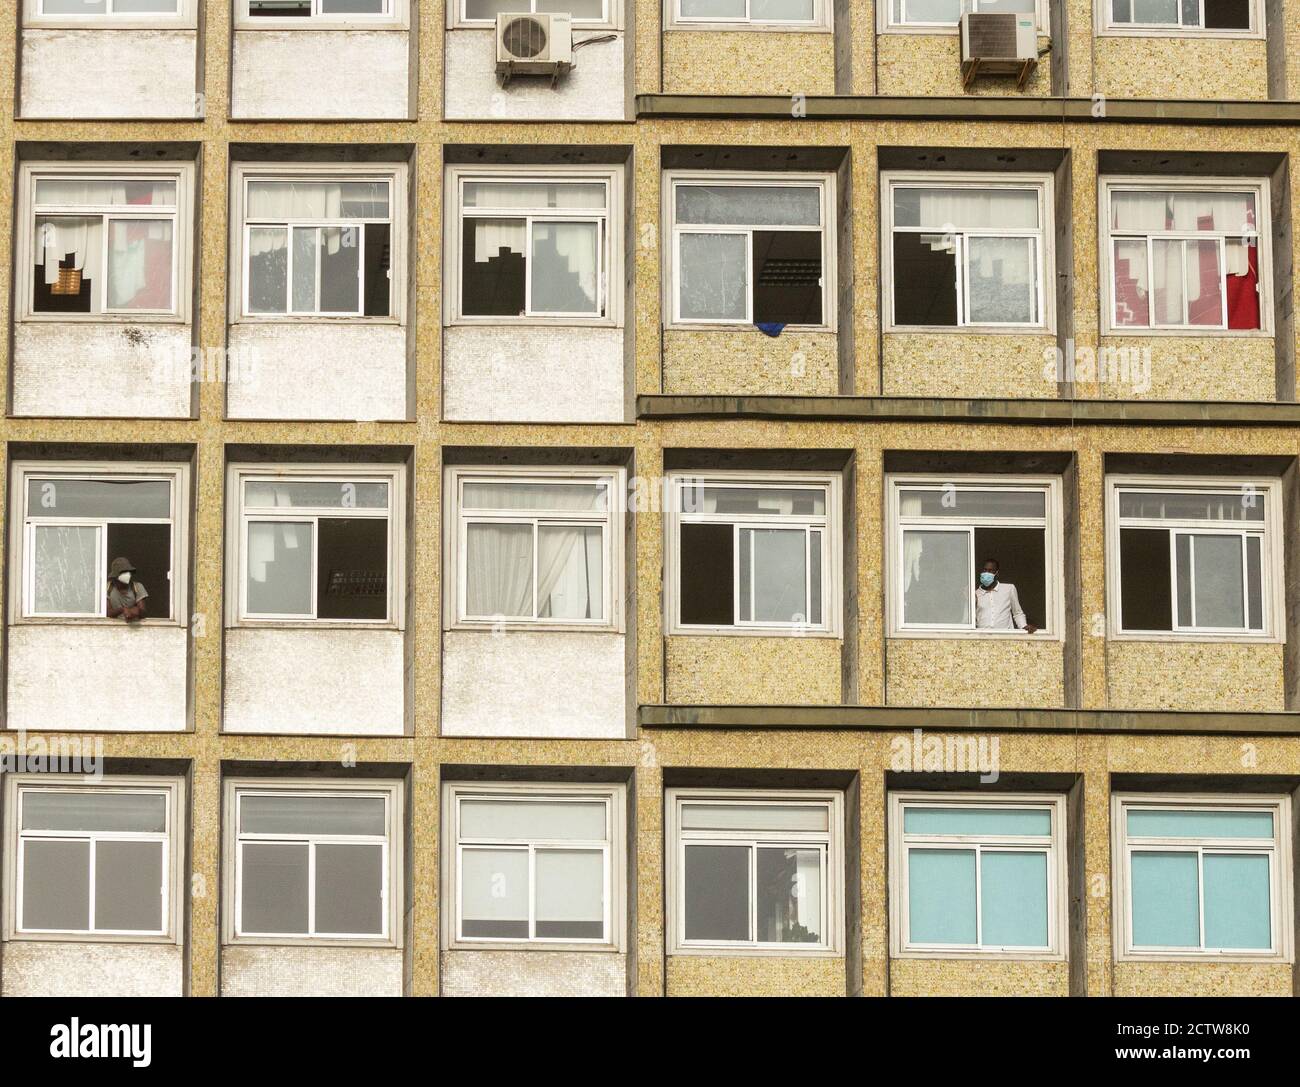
xmin=27 ymin=477 xmax=171 ymax=519
xmin=1131 ymin=0 xmax=1180 ymax=18
xmin=1190 ymin=533 xmax=1245 ymax=629
xmin=240 ymin=843 xmax=309 ymax=934
xmin=977 ymin=0 xmax=1035 ymax=11
xmin=1118 ymin=490 xmax=1264 ymax=522
xmin=320 ymin=225 xmax=361 ymax=313
xmin=464 ymin=0 xmax=519 ymax=16
xmin=320 ymin=0 xmax=386 ymax=10
xmin=966 ymin=236 xmax=1037 ymax=324
xmin=898 ymin=487 xmax=1045 ymax=520
xmin=244 ymin=480 xmax=389 ymax=509
xmin=1246 ymin=535 xmax=1263 ymax=630
xmin=740 ymin=527 xmax=807 ymax=623
xmin=32 ymin=524 xmax=100 ymax=615
xmin=896 ymin=0 xmax=960 ymax=19
xmin=291 ymin=226 xmax=317 ymax=312
xmin=465 ymin=522 xmax=534 ymax=617
xmin=1185 ymin=238 xmax=1224 ymax=327
xmin=530 ymin=221 xmax=599 ymax=315
xmin=95 ymin=840 xmax=164 ymax=933
xmin=675 ymin=186 xmax=821 ymax=227
xmin=537 ymin=0 xmax=604 ymax=15
xmin=41 ymin=0 xmax=108 ymax=11
xmin=460 ymin=798 xmax=607 ymax=841
xmin=679 ymin=233 xmax=746 ymax=321
xmin=246 ymin=521 xmax=313 ymax=615
xmin=315 ymin=843 xmax=384 ymax=935
xmin=106 ymin=220 xmax=173 ymax=311
xmin=681 ymin=802 xmax=829 ymax=832
xmin=536 ymin=849 xmax=604 ymax=939
xmin=749 ymin=0 xmax=815 ymax=16
xmin=113 ymin=0 xmax=180 ymax=10
xmin=756 ymin=847 xmax=822 ymax=943
xmin=461 ymin=848 xmax=529 ymax=938
xmin=684 ymin=844 xmax=749 ymax=941
xmin=809 ymin=529 xmax=822 ymax=625
xmin=248 ymin=226 xmax=288 ymax=313
xmin=23 ymin=790 xmax=166 ymax=833
xmin=22 ymin=839 xmax=90 ymax=931
xmin=1175 ymin=532 xmax=1193 ymax=628
xmin=240 ymin=793 xmax=386 ymax=836
xmin=683 ymin=485 xmax=825 ymax=516
xmin=1152 ymin=238 xmax=1186 ymax=325
xmin=680 ymin=0 xmax=745 ymax=13
xmin=902 ymin=529 xmax=971 ymax=625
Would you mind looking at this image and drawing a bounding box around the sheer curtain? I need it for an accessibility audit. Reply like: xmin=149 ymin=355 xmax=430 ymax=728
xmin=903 ymin=187 xmax=1039 ymax=230
xmin=38 ymin=217 xmax=102 ymax=285
xmin=901 ymin=493 xmax=925 ymax=599
xmin=246 ymin=181 xmax=384 ymax=259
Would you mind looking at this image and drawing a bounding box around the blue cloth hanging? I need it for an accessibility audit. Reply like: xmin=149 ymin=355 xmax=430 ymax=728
xmin=755 ymin=322 xmax=786 ymax=338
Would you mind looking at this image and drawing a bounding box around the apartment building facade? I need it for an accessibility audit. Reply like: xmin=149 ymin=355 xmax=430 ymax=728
xmin=1 ymin=0 xmax=1300 ymax=998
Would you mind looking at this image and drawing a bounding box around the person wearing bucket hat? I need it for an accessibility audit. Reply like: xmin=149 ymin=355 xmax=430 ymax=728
xmin=107 ymin=556 xmax=149 ymax=622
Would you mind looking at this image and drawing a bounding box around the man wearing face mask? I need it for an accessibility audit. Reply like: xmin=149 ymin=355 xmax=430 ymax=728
xmin=974 ymin=559 xmax=1036 ymax=634
xmin=106 ymin=556 xmax=149 ymax=622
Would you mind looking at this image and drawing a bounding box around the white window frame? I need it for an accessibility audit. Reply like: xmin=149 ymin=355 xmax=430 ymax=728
xmin=235 ymin=0 xmax=408 ymax=29
xmin=15 ymin=161 xmax=194 ymax=324
xmin=665 ymin=470 xmax=842 ymax=637
xmin=881 ymin=171 xmax=1055 ymax=333
xmin=1112 ymin=793 xmax=1293 ymax=963
xmin=663 ymin=170 xmax=837 ymax=332
xmin=450 ymin=0 xmax=621 ymax=29
xmin=665 ymin=0 xmax=831 ymax=31
xmin=1099 ymin=176 xmax=1272 ymax=336
xmin=23 ymin=0 xmax=196 ymax=29
xmin=885 ymin=474 xmax=1063 ymax=639
xmin=443 ymin=464 xmax=625 ymax=633
xmin=230 ymin=162 xmax=407 ymax=325
xmin=443 ymin=163 xmax=624 ymax=328
xmin=441 ymin=781 xmax=627 ymax=953
xmin=880 ymin=0 xmax=1049 ymax=33
xmin=223 ymin=777 xmax=403 ymax=947
xmin=1096 ymin=0 xmax=1263 ymax=38
xmin=225 ymin=462 xmax=406 ymax=630
xmin=9 ymin=460 xmax=190 ymax=626
xmin=1105 ymin=474 xmax=1283 ymax=642
xmin=2 ymin=774 xmax=185 ymax=945
xmin=665 ymin=788 xmax=843 ymax=957
xmin=888 ymin=791 xmax=1068 ymax=961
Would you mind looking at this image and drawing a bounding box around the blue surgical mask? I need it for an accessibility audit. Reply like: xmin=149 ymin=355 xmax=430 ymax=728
xmin=979 ymin=572 xmax=996 ymax=588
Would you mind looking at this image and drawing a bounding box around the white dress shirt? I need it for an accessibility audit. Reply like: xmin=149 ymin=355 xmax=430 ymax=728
xmin=975 ymin=581 xmax=1028 ymax=630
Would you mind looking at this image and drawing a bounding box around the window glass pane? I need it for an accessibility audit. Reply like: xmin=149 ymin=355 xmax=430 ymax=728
xmin=363 ymin=222 xmax=391 ymax=317
xmin=679 ymin=522 xmax=734 ymax=626
xmin=21 ymin=839 xmax=89 ymax=931
xmin=1118 ymin=529 xmax=1168 ymax=631
xmin=240 ymin=793 xmax=386 ymax=836
xmin=966 ymin=236 xmax=1036 ymax=324
xmin=1129 ymin=0 xmax=1180 ymax=21
xmin=246 ymin=181 xmax=389 ymax=220
xmin=1203 ymin=853 xmax=1271 ymax=950
xmin=1246 ymin=535 xmax=1263 ymax=631
xmin=465 ymin=523 xmax=534 ymax=617
xmin=683 ymin=844 xmax=750 ymax=941
xmin=680 ymin=0 xmax=746 ymax=13
xmin=463 ymin=181 xmax=606 ymax=209
xmin=894 ymin=0 xmax=960 ymax=20
xmin=464 ymin=0 xmax=524 ymax=18
xmin=292 ymin=226 xmax=317 ymax=312
xmin=95 ymin=840 xmax=164 ymax=933
xmin=320 ymin=225 xmax=361 ymax=313
xmin=22 ymin=790 xmax=166 ymax=833
xmin=530 ymin=221 xmax=599 ymax=315
xmin=1203 ymin=0 xmax=1252 ymax=28
xmin=240 ymin=842 xmax=309 ymax=934
xmin=749 ymin=0 xmax=816 ymax=17
xmin=314 ymin=843 xmax=384 ymax=935
xmin=250 ymin=0 xmax=312 ymax=13
xmin=245 ymin=480 xmax=389 ymax=509
xmin=462 ymin=217 xmax=525 ymax=317
xmin=106 ymin=220 xmax=172 ymax=311
xmin=320 ymin=0 xmax=386 ymax=10
xmin=32 ymin=524 xmax=100 ymax=615
xmin=980 ymin=850 xmax=1049 ymax=947
xmin=678 ymin=232 xmax=746 ymax=321
xmin=1118 ymin=490 xmax=1264 ymax=522
xmin=35 ymin=179 xmax=176 ymax=207
xmin=683 ymin=485 xmax=825 ymax=516
xmin=247 ymin=226 xmax=288 ymax=313
xmin=1185 ymin=238 xmax=1224 ymax=327
xmin=739 ymin=527 xmax=807 ymax=623
xmin=892 ymin=230 xmax=957 ymax=326
xmin=1127 ymin=808 xmax=1274 ymax=839
xmin=908 ymin=848 xmax=976 ymax=944
xmin=1169 ymin=191 xmax=1255 ymax=233
xmin=114 ymin=0 xmax=182 ymax=8
xmin=536 ymin=849 xmax=605 ymax=939
xmin=1188 ymin=533 xmax=1245 ymax=629
xmin=902 ymin=529 xmax=971 ymax=625
xmin=903 ymin=806 xmax=1052 ymax=837
xmin=681 ymin=802 xmax=829 ymax=832
xmin=1176 ymin=532 xmax=1193 ymax=628
xmin=1130 ymin=850 xmax=1199 ymax=947
xmin=460 ymin=848 xmax=529 ymax=938
xmin=1151 ymin=238 xmax=1186 ymax=325
xmin=34 ymin=215 xmax=102 ymax=314
xmin=463 ymin=480 xmax=608 ymax=511
xmin=538 ymin=525 xmax=603 ymax=621
xmin=676 ymin=185 xmax=821 ymax=227
xmin=756 ymin=847 xmax=822 ymax=943
xmin=752 ymin=229 xmax=822 ymax=325
xmin=976 ymin=0 xmax=1036 ymax=11
xmin=40 ymin=0 xmax=109 ymax=13
xmin=1112 ymin=237 xmax=1149 ymax=327
xmin=809 ymin=529 xmax=822 ymax=626
xmin=317 ymin=517 xmax=389 ymax=622
xmin=460 ymin=799 xmax=607 ymax=841
xmin=893 ymin=187 xmax=1039 ymax=230
xmin=898 ymin=488 xmax=1046 ymax=520
xmin=27 ymin=477 xmax=171 ymax=519
xmin=246 ymin=521 xmax=313 ymax=615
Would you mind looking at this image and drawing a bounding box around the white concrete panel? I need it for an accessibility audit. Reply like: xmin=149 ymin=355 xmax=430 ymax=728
xmin=12 ymin=322 xmax=193 ymax=418
xmin=1 ymin=941 xmax=184 ymax=997
xmin=441 ymin=950 xmax=627 ymax=996
xmin=227 ymin=323 xmax=408 ymax=421
xmin=223 ymin=627 xmax=405 ymax=735
xmin=6 ymin=624 xmax=188 ymax=733
xmin=444 ymin=28 xmax=627 ymax=121
xmin=441 ymin=630 xmax=627 ymax=738
xmin=442 ymin=325 xmax=625 ymax=422
xmin=231 ymin=30 xmax=410 ymax=120
xmin=20 ymin=30 xmax=198 ymax=120
xmin=221 ymin=945 xmax=403 ymax=996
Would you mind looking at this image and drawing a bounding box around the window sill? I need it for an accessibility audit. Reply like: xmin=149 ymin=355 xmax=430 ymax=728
xmin=24 ymin=18 xmax=199 ymax=31
xmin=230 ymin=620 xmax=402 ymax=632
xmin=665 ymin=22 xmax=833 ymax=33
xmin=447 ymin=316 xmax=620 ymax=331
xmin=1101 ymin=327 xmax=1273 ymax=339
xmin=451 ymin=20 xmax=622 ymax=32
xmin=449 ymin=621 xmax=623 ymax=635
xmin=884 ymin=325 xmax=1054 ymax=337
xmin=234 ymin=19 xmax=409 ymax=31
xmin=1117 ymin=950 xmax=1288 ymax=964
xmin=669 ymin=945 xmax=841 ymax=958
xmin=878 ymin=25 xmax=1050 ymax=37
xmin=19 ymin=314 xmax=188 ymax=327
xmin=445 ymin=940 xmax=622 ymax=954
xmin=668 ymin=625 xmax=841 ymax=639
xmin=6 ymin=931 xmax=180 ymax=946
xmin=888 ymin=629 xmax=1062 ymax=642
xmin=1097 ymin=28 xmax=1265 ymax=41
xmin=894 ymin=947 xmax=1066 ymax=962
xmin=232 ymin=315 xmax=402 ymax=327
xmin=13 ymin=617 xmax=183 ymax=629
xmin=665 ymin=323 xmax=835 ymax=335
xmin=224 ymin=936 xmax=401 ymax=949
xmin=1107 ymin=632 xmax=1281 ymax=645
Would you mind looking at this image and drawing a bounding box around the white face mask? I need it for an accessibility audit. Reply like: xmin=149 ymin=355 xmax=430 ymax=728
xmin=117 ymin=572 xmax=132 ymax=584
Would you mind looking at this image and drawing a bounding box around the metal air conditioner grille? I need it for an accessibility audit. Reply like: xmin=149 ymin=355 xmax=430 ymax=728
xmin=967 ymin=12 xmax=1018 ymax=58
xmin=501 ymin=16 xmax=548 ymax=60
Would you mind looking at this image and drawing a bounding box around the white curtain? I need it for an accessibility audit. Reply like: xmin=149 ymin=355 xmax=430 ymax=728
xmin=38 ymin=217 xmax=101 ymax=286
xmin=901 ymin=493 xmax=924 ymax=594
xmin=246 ymin=181 xmax=379 ymax=258
xmin=35 ymin=179 xmax=175 ymax=208
xmin=466 ymin=523 xmax=533 ymax=617
xmin=538 ymin=526 xmax=602 ymax=621
xmin=900 ymin=187 xmax=1039 ymax=231
xmin=463 ymin=181 xmax=605 ymax=210
xmin=248 ymin=521 xmax=305 ymax=585
xmin=471 ymin=219 xmax=526 ymax=264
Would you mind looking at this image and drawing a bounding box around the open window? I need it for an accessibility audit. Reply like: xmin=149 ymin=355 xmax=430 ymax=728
xmin=1103 ymin=0 xmax=1259 ymax=34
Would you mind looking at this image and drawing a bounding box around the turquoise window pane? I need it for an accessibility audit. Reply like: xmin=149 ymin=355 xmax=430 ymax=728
xmin=1131 ymin=851 xmax=1200 ymax=947
xmin=908 ymin=848 xmax=976 ymax=944
xmin=1203 ymin=853 xmax=1271 ymax=950
xmin=1127 ymin=808 xmax=1273 ymax=839
xmin=903 ymin=806 xmax=1052 ymax=837
xmin=981 ymin=850 xmax=1049 ymax=948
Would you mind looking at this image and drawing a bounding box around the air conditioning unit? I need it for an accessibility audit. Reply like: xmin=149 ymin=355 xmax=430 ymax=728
xmin=959 ymin=11 xmax=1038 ymax=91
xmin=496 ymin=12 xmax=573 ymax=85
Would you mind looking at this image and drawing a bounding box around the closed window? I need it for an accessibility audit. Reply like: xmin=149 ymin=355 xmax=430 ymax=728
xmin=1105 ymin=0 xmax=1256 ymax=33
xmin=884 ymin=0 xmax=1043 ymax=30
xmin=1102 ymin=179 xmax=1268 ymax=332
xmin=226 ymin=780 xmax=402 ymax=943
xmin=666 ymin=471 xmax=840 ymax=634
xmin=667 ymin=173 xmax=834 ymax=328
xmin=888 ymin=476 xmax=1059 ymax=636
xmin=5 ymin=776 xmax=182 ymax=941
xmin=447 ymin=167 xmax=622 ymax=324
xmin=13 ymin=462 xmax=187 ymax=622
xmin=241 ymin=0 xmax=399 ymax=20
xmin=667 ymin=789 xmax=842 ymax=954
xmin=229 ymin=465 xmax=404 ymax=625
xmin=671 ymin=0 xmax=826 ymax=28
xmin=1108 ymin=477 xmax=1279 ymax=637
xmin=445 ymin=467 xmax=623 ymax=629
xmin=884 ymin=174 xmax=1051 ymax=330
xmin=457 ymin=0 xmax=611 ymax=25
xmin=35 ymin=0 xmax=181 ymax=15
xmin=890 ymin=793 xmax=1067 ymax=958
xmin=444 ymin=783 xmax=626 ymax=949
xmin=1113 ymin=795 xmax=1291 ymax=959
